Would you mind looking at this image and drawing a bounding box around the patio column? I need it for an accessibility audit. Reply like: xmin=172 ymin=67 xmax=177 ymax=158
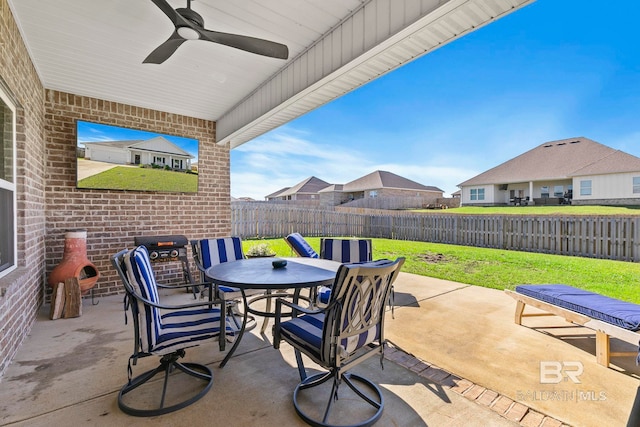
xmin=529 ymin=181 xmax=534 ymax=203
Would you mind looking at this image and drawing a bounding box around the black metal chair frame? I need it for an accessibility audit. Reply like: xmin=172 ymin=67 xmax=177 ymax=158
xmin=111 ymin=249 xmax=223 ymax=417
xmin=190 ymin=239 xmax=260 ymax=348
xmin=318 ymin=238 xmax=395 ymax=318
xmin=273 ymin=258 xmax=405 ymax=427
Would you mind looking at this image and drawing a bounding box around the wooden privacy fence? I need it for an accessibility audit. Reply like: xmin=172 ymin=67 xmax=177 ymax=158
xmin=231 ymin=202 xmax=640 ymax=262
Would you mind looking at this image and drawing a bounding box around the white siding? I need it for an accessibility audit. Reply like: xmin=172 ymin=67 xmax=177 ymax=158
xmin=85 ymin=145 xmax=127 ymax=164
xmin=461 ymin=185 xmax=494 ymax=205
xmin=573 ymin=173 xmax=640 ymax=200
xmin=530 ymin=180 xmax=571 ymax=198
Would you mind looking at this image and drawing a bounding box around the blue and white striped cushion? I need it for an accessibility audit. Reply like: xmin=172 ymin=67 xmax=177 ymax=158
xmin=125 ymin=246 xmax=162 ymax=353
xmin=279 ymin=313 xmax=325 ymax=360
xmin=280 ymin=313 xmax=380 ymax=360
xmin=316 ymin=258 xmax=390 ymax=308
xmin=198 ymin=237 xmax=245 ymax=295
xmin=155 ymin=307 xmax=224 ymax=354
xmin=125 ymin=246 xmax=224 ymax=355
xmin=321 ymin=239 xmax=371 ymax=263
xmin=199 ymin=237 xmax=244 ymax=267
xmin=317 ymin=286 xmax=332 ymax=307
xmin=338 ymin=275 xmax=381 ymax=355
xmin=341 ymin=325 xmax=380 ymax=356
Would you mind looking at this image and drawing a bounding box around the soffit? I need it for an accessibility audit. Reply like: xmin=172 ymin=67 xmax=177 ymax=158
xmin=7 ymin=0 xmax=534 ymax=147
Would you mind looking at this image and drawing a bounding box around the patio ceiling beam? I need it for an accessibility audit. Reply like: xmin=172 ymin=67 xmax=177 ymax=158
xmin=217 ymin=0 xmax=535 ymax=148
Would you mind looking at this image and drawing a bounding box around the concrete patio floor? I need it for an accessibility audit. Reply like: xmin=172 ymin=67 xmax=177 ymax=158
xmin=1 ymin=272 xmax=639 ymax=426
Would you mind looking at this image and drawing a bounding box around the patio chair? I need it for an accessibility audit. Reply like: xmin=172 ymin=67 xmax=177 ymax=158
xmin=191 ymin=237 xmax=264 ymax=341
xmin=319 ymin=238 xmax=372 ymax=263
xmin=111 ymin=246 xmax=226 ymax=417
xmin=273 ymin=257 xmax=405 ymax=427
xmin=319 ymin=238 xmax=396 ymax=318
xmin=284 ymin=233 xmax=319 ymax=258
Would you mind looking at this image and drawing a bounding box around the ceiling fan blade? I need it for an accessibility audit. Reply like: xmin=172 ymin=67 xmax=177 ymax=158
xmin=199 ymin=29 xmax=289 ymax=60
xmin=150 ymin=0 xmax=186 ymax=26
xmin=143 ymin=31 xmax=187 ymax=64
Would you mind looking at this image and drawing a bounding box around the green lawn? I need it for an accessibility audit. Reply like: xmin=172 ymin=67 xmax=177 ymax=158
xmin=412 ymin=205 xmax=640 ymax=215
xmin=78 ymin=166 xmax=197 ymax=192
xmin=243 ymin=237 xmax=640 ymax=303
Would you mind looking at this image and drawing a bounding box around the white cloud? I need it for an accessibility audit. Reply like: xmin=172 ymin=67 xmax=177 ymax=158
xmin=231 ymin=127 xmax=477 ymax=199
xmin=231 ymin=128 xmax=380 ymax=199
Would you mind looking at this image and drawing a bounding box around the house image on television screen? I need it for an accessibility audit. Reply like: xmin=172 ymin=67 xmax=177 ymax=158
xmin=83 ymin=136 xmax=194 ymax=171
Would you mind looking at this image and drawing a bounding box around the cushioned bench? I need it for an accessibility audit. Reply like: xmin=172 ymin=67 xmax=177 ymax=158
xmin=505 ymin=284 xmax=640 ymax=367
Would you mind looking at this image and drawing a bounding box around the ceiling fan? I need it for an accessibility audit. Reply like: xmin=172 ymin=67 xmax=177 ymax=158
xmin=144 ymin=0 xmax=289 ymax=64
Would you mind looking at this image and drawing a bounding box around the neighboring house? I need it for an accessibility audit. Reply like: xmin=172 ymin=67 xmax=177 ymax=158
xmin=339 ymin=170 xmax=443 ymax=201
xmin=318 ymin=184 xmax=346 ymax=206
xmin=265 ymin=187 xmax=291 ymax=201
xmin=266 ymin=176 xmax=330 ymax=201
xmin=267 ymin=170 xmax=444 ymax=206
xmin=458 ymin=137 xmax=640 ymax=206
xmin=83 ymin=136 xmax=194 ymax=171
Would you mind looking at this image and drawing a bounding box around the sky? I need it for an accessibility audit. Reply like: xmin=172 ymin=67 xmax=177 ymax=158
xmin=230 ymin=0 xmax=640 ymax=200
xmin=77 ymin=120 xmax=199 ymax=160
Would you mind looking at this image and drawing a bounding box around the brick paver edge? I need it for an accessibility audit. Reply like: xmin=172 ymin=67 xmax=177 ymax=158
xmin=384 ymin=343 xmax=571 ymax=427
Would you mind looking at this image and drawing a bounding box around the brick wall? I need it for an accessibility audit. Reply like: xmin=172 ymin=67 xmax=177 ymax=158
xmin=44 ymin=90 xmax=230 ymax=295
xmin=0 ymin=0 xmax=231 ymax=380
xmin=0 ymin=0 xmax=47 ymax=378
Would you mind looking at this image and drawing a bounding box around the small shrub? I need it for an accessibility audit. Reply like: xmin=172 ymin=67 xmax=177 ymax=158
xmin=246 ymin=243 xmax=276 ymax=257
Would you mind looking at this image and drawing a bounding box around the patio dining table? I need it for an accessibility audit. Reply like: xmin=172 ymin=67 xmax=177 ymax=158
xmin=205 ymin=256 xmax=340 ymax=367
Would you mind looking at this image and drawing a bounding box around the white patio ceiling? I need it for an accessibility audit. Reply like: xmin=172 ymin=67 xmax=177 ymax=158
xmin=8 ymin=0 xmax=534 ymax=148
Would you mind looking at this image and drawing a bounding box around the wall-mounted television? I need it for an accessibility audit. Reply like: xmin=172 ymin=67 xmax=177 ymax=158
xmin=76 ymin=120 xmax=199 ymax=193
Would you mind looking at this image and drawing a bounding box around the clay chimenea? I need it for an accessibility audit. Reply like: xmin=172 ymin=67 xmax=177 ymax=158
xmin=48 ymin=229 xmax=100 ymax=295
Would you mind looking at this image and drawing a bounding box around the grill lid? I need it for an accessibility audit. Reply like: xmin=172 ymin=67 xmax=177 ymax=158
xmin=134 ymin=235 xmax=188 ymax=250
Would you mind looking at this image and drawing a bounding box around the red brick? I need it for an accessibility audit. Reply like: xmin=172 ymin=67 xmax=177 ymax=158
xmin=409 ymin=360 xmax=430 ymax=374
xmin=520 ymin=411 xmax=545 ymax=427
xmin=463 ymin=384 xmax=486 ymax=400
xmin=504 ymin=402 xmax=529 ymax=422
xmin=540 ymin=418 xmax=563 ymax=427
xmin=476 ymin=389 xmax=499 ymax=406
xmin=490 ymin=395 xmax=514 ymax=415
xmin=421 ymin=365 xmax=451 ymax=383
xmin=447 ymin=376 xmax=473 ymax=394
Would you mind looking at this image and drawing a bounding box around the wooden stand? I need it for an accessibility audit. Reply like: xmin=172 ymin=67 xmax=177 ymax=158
xmin=506 ymin=289 xmax=639 ymax=367
xmin=49 ymin=278 xmax=82 ymax=320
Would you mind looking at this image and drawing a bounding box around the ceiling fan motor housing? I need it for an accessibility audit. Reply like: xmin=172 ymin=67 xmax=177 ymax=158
xmin=176 ymin=7 xmax=204 ymax=28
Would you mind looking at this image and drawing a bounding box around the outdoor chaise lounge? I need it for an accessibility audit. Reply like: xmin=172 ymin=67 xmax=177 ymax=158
xmin=506 ymin=284 xmax=640 ymax=367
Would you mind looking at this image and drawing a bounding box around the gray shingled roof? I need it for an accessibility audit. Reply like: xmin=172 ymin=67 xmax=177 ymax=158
xmin=459 ymin=137 xmax=640 ymax=186
xmin=343 ymin=170 xmax=442 ymax=192
xmin=83 ymin=136 xmax=194 ymax=157
xmin=83 ymin=139 xmax=142 ymax=148
xmin=279 ymin=176 xmax=331 ymax=197
xmin=265 ymin=187 xmax=290 ymax=198
xmin=318 ymin=184 xmax=344 ymax=193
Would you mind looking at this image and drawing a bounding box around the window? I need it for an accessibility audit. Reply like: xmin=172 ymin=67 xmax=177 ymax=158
xmin=0 ymin=85 xmax=16 ymax=278
xmin=580 ymin=180 xmax=592 ymax=196
xmin=634 ymin=177 xmax=640 ymax=194
xmin=470 ymin=188 xmax=485 ymax=201
xmin=369 ymin=190 xmax=377 ymax=198
xmin=540 ymin=186 xmax=549 ymax=198
xmin=553 ymin=185 xmax=563 ymax=197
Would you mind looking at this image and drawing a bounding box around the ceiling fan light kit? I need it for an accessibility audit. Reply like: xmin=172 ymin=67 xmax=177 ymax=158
xmin=176 ymin=26 xmax=200 ymax=40
xmin=145 ymin=0 xmax=289 ymax=64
